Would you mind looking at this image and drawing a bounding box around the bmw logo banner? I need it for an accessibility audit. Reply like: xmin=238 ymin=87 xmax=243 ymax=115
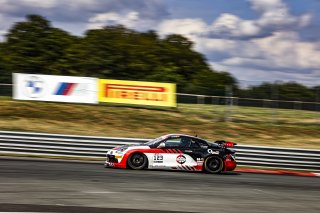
xmin=13 ymin=73 xmax=98 ymax=104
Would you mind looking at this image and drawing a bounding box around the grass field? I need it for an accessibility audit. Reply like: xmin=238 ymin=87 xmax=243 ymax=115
xmin=0 ymin=97 xmax=319 ymax=149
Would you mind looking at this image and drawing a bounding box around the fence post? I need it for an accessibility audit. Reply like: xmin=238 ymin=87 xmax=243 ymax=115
xmin=294 ymin=101 xmax=302 ymax=110
xmin=197 ymin=95 xmax=204 ymax=104
xmin=211 ymin=96 xmax=219 ymax=105
xmin=316 ymin=88 xmax=320 ymax=124
xmin=271 ymin=82 xmax=280 ymax=124
xmin=224 ymin=85 xmax=233 ymax=122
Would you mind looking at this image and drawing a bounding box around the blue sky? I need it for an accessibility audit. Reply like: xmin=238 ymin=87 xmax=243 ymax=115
xmin=0 ymin=0 xmax=319 ymax=87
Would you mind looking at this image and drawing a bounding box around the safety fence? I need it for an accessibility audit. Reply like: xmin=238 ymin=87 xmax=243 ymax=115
xmin=1 ymin=83 xmax=320 ymax=111
xmin=0 ymin=131 xmax=319 ymax=172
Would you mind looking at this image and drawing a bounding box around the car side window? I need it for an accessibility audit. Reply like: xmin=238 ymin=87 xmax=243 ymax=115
xmin=190 ymin=139 xmax=200 ymax=148
xmin=191 ymin=138 xmax=208 ymax=148
xmin=164 ymin=136 xmax=193 ymax=148
xmin=180 ymin=136 xmax=192 ymax=148
xmin=164 ymin=137 xmax=182 ymax=147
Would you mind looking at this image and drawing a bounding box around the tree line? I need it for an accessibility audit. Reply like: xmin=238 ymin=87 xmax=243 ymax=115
xmin=0 ymin=15 xmax=319 ymax=102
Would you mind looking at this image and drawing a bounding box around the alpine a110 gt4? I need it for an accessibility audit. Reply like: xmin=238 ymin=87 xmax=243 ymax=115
xmin=104 ymin=134 xmax=237 ymax=173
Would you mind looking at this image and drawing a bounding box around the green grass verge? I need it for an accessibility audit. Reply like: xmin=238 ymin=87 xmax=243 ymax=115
xmin=0 ymin=97 xmax=319 ymax=149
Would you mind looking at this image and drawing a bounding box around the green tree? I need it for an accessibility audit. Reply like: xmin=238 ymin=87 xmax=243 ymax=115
xmin=278 ymin=82 xmax=315 ymax=102
xmin=239 ymin=82 xmax=318 ymax=102
xmin=0 ymin=43 xmax=9 ymax=83
xmin=189 ymin=70 xmax=237 ymax=95
xmin=1 ymin=16 xmax=239 ymax=95
xmin=239 ymin=83 xmax=273 ymax=99
xmin=4 ymin=14 xmax=76 ymax=76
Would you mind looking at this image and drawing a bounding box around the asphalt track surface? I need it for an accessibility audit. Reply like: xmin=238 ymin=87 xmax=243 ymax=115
xmin=0 ymin=159 xmax=319 ymax=213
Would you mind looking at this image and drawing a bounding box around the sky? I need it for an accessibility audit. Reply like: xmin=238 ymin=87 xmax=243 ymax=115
xmin=0 ymin=0 xmax=320 ymax=87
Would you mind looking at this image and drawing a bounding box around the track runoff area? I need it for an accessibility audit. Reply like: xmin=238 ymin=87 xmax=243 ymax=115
xmin=0 ymin=159 xmax=319 ymax=213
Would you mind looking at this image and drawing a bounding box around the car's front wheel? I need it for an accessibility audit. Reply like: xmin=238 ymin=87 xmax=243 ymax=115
xmin=127 ymin=153 xmax=148 ymax=170
xmin=204 ymin=156 xmax=224 ymax=174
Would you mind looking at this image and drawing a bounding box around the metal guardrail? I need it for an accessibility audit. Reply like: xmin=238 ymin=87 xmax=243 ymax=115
xmin=0 ymin=131 xmax=319 ymax=172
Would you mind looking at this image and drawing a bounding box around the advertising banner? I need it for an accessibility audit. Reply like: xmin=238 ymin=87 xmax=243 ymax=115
xmin=99 ymin=79 xmax=176 ymax=107
xmin=13 ymin=73 xmax=98 ymax=104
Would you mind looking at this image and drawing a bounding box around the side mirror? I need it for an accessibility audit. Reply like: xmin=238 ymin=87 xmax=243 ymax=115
xmin=157 ymin=142 xmax=166 ymax=148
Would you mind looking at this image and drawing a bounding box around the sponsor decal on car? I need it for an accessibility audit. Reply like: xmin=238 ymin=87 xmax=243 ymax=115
xmin=196 ymin=158 xmax=204 ymax=166
xmin=152 ymin=165 xmax=165 ymax=168
xmin=208 ymin=149 xmax=219 ymax=154
xmin=153 ymin=154 xmax=163 ymax=163
xmin=176 ymin=154 xmax=186 ymax=164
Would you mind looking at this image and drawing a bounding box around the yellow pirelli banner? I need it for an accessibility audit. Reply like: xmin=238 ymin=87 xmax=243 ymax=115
xmin=99 ymin=79 xmax=176 ymax=107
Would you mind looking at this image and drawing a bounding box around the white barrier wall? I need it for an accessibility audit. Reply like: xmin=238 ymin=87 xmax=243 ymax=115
xmin=13 ymin=73 xmax=98 ymax=104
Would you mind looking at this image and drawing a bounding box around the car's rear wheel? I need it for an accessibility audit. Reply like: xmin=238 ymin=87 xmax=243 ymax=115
xmin=204 ymin=156 xmax=223 ymax=174
xmin=127 ymin=153 xmax=148 ymax=170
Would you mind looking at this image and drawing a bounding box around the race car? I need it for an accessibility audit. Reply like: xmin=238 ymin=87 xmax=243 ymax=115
xmin=104 ymin=134 xmax=237 ymax=173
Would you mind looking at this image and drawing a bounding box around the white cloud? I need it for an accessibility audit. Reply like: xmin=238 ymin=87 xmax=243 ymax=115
xmin=255 ymin=0 xmax=312 ymax=29
xmin=203 ymin=0 xmax=313 ymax=39
xmin=157 ymin=18 xmax=207 ymax=37
xmin=0 ymin=0 xmax=58 ymax=11
xmin=154 ymin=0 xmax=319 ymax=86
xmin=210 ymin=61 xmax=320 ymax=87
xmin=204 ymin=30 xmax=320 ymax=87
xmin=206 ymin=31 xmax=320 ymax=70
xmin=157 ymin=0 xmax=312 ymax=40
xmin=0 ymin=0 xmax=318 ymax=86
xmin=222 ymin=57 xmax=268 ymax=67
xmin=196 ymin=37 xmax=237 ymax=53
xmin=0 ymin=0 xmax=169 ymax=25
xmin=88 ymin=12 xmax=139 ymax=29
xmin=0 ymin=0 xmax=169 ymax=37
xmin=210 ymin=14 xmax=260 ymax=38
xmin=156 ymin=16 xmax=320 ymax=73
xmin=249 ymin=0 xmax=285 ymax=12
xmin=0 ymin=13 xmax=21 ymax=40
xmin=87 ymin=11 xmax=162 ymax=32
xmin=253 ymin=31 xmax=320 ymax=70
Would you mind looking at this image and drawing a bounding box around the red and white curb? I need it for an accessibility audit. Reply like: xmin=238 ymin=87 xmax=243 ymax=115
xmin=235 ymin=168 xmax=320 ymax=177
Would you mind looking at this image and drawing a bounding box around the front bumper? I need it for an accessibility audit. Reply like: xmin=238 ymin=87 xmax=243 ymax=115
xmin=104 ymin=154 xmax=118 ymax=167
xmin=104 ymin=154 xmax=127 ymax=168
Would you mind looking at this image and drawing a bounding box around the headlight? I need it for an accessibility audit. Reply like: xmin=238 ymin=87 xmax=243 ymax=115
xmin=115 ymin=149 xmax=124 ymax=154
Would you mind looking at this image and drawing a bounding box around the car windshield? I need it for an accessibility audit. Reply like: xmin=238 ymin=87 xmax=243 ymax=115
xmin=144 ymin=135 xmax=168 ymax=146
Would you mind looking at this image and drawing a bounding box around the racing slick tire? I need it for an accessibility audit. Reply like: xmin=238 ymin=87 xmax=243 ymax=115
xmin=127 ymin=152 xmax=148 ymax=170
xmin=204 ymin=155 xmax=224 ymax=174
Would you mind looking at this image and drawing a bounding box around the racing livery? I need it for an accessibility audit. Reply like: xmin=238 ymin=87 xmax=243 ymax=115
xmin=104 ymin=134 xmax=237 ymax=173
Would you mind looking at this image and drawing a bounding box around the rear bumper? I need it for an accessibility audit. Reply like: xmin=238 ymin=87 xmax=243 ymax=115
xmin=224 ymin=160 xmax=237 ymax=171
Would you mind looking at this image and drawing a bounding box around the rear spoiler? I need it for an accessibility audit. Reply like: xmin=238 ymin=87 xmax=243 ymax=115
xmin=215 ymin=140 xmax=237 ymax=148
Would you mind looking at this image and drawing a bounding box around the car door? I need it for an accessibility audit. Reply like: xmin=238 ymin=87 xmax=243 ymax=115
xmin=174 ymin=137 xmax=205 ymax=171
xmin=156 ymin=136 xmax=183 ymax=169
xmin=160 ymin=136 xmax=199 ymax=171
